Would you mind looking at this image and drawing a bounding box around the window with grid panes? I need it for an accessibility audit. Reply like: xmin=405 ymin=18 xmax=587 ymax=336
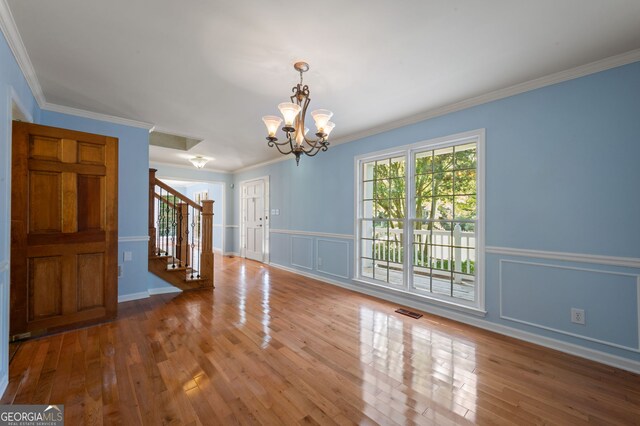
xmin=360 ymin=156 xmax=406 ymax=286
xmin=356 ymin=131 xmax=482 ymax=308
xmin=413 ymin=143 xmax=477 ymax=302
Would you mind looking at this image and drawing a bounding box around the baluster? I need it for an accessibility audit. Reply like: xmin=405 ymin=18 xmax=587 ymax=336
xmin=156 ymin=187 xmax=162 ymax=255
xmin=170 ymin=196 xmax=176 ymax=268
xmin=454 ymin=224 xmax=462 ymax=283
xmin=190 ymin=206 xmax=196 ymax=279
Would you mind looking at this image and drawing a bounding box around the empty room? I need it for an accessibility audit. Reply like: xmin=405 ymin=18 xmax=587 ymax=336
xmin=1 ymin=0 xmax=639 ymax=424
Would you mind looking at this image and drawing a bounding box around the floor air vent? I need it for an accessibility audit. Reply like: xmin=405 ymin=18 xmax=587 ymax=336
xmin=395 ymin=308 xmax=423 ymax=319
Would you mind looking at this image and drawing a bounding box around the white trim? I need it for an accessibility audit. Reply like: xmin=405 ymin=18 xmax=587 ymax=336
xmin=486 ymin=246 xmax=640 ymax=269
xmin=118 ymin=286 xmax=183 ymax=302
xmin=0 ymin=0 xmax=45 ymax=106
xmin=268 ymin=262 xmax=640 ymax=374
xmin=499 ymin=259 xmax=640 ymax=352
xmin=150 ymin=160 xmax=231 ymax=174
xmin=224 ymin=251 xmax=240 ymax=257
xmin=214 ymin=248 xmax=223 ymax=255
xmin=316 ymin=238 xmax=350 ymax=279
xmin=148 ymin=286 xmax=182 ymax=296
xmin=0 ymin=371 xmax=7 ymax=399
xmin=0 ymin=261 xmax=7 ymax=273
xmin=42 ymin=102 xmax=154 ymax=130
xmin=328 ymin=49 xmax=640 ymax=148
xmin=353 ymin=129 xmax=486 ymax=310
xmin=118 ymin=236 xmax=150 ymax=243
xmin=290 ymin=236 xmax=314 ymax=270
xmin=270 ymin=228 xmax=354 ymax=240
xmin=117 ymin=291 xmax=149 ymax=303
xmin=213 ymin=224 xmax=224 ymax=228
xmin=239 ymin=176 xmax=270 ymax=263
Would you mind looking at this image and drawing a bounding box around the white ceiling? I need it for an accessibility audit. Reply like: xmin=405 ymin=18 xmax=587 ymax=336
xmin=7 ymin=0 xmax=640 ymax=171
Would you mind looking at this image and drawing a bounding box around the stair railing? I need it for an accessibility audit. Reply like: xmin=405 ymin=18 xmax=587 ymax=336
xmin=148 ymin=168 xmax=214 ymax=284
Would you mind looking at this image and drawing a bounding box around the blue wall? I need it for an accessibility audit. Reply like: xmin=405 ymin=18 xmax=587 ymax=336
xmin=235 ymin=61 xmax=640 ymax=368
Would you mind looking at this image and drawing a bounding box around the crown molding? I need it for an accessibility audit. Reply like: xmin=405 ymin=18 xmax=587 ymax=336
xmin=149 ymin=160 xmax=231 ymax=174
xmin=329 ymin=48 xmax=640 ymax=147
xmin=0 ymin=0 xmax=45 ymax=106
xmin=42 ymin=102 xmax=154 ymax=129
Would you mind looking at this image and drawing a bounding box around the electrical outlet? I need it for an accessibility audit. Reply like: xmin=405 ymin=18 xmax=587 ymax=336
xmin=318 ymin=257 xmax=323 ymax=266
xmin=571 ymin=308 xmax=585 ymax=325
xmin=123 ymin=251 xmax=132 ymax=261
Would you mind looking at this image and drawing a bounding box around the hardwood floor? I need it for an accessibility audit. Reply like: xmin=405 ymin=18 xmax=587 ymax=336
xmin=2 ymin=255 xmax=640 ymax=425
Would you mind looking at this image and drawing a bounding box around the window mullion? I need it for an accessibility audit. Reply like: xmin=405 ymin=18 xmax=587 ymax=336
xmin=404 ymin=150 xmax=413 ymax=291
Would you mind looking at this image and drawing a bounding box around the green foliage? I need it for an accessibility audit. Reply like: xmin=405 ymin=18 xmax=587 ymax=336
xmin=367 ymin=145 xmax=476 ymax=231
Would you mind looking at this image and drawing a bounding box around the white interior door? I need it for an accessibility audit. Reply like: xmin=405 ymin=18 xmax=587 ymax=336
xmin=243 ymin=179 xmax=265 ymax=262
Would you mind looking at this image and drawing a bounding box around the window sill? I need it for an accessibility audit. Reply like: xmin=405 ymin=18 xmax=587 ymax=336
xmin=352 ymin=277 xmax=487 ymax=317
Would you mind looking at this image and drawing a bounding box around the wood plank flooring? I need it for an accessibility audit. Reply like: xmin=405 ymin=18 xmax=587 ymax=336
xmin=2 ymin=255 xmax=640 ymax=425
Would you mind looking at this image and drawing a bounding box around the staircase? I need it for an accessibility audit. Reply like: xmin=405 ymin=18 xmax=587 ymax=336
xmin=148 ymin=168 xmax=214 ymax=290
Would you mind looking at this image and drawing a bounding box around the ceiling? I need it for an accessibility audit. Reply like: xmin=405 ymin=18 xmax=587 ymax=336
xmin=6 ymin=0 xmax=640 ymax=172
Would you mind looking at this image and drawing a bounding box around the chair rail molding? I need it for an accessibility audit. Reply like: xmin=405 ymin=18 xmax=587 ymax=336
xmin=118 ymin=236 xmax=151 ymax=243
xmin=486 ymin=246 xmax=640 ymax=269
xmin=270 ymin=228 xmax=354 ymax=240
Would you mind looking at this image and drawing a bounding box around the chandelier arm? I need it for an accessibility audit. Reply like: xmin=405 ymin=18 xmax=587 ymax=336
xmin=268 ymin=138 xmax=293 ymax=147
xmin=300 ymin=140 xmax=329 ymax=155
xmin=271 ymin=140 xmax=294 ymax=156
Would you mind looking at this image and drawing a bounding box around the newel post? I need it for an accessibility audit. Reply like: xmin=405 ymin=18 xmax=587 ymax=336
xmin=149 ymin=168 xmax=157 ymax=256
xmin=200 ymin=200 xmax=215 ymax=287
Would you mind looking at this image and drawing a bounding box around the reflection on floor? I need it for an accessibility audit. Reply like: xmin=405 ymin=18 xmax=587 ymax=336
xmin=2 ymin=255 xmax=639 ymax=424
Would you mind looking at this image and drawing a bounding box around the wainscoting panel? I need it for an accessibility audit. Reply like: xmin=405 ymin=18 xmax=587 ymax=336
xmin=291 ymin=236 xmax=314 ymax=270
xmin=500 ymin=259 xmax=639 ymax=351
xmin=269 ymin=233 xmax=290 ymax=266
xmin=316 ymin=239 xmax=350 ymax=279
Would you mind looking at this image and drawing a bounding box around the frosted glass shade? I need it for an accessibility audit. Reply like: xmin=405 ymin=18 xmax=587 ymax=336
xmin=323 ymin=121 xmax=335 ymax=137
xmin=311 ymin=109 xmax=333 ymax=133
xmin=278 ymin=102 xmax=301 ymax=126
xmin=262 ymin=115 xmax=282 ymax=137
xmin=190 ymin=156 xmax=209 ymax=169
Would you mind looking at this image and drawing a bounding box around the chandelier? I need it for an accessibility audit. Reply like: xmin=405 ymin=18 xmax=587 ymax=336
xmin=189 ymin=156 xmax=209 ymax=169
xmin=262 ymin=62 xmax=335 ymax=166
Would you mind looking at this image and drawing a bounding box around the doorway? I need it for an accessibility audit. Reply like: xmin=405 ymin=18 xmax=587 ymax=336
xmin=240 ymin=176 xmax=269 ymax=263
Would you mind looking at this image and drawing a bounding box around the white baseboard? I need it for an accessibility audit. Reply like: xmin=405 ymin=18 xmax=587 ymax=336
xmin=223 ymin=252 xmax=240 ymax=257
xmin=0 ymin=371 xmax=8 ymax=398
xmin=117 ymin=291 xmax=149 ymax=303
xmin=118 ymin=287 xmax=182 ymax=302
xmin=268 ymin=263 xmax=640 ymax=374
xmin=148 ymin=286 xmax=182 ymax=296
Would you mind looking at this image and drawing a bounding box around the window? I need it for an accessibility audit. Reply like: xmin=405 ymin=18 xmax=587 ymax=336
xmin=356 ymin=130 xmax=484 ymax=309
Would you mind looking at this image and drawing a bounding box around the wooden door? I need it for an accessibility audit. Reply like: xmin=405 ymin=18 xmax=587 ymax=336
xmin=243 ymin=179 xmax=264 ymax=262
xmin=10 ymin=122 xmax=118 ymax=338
